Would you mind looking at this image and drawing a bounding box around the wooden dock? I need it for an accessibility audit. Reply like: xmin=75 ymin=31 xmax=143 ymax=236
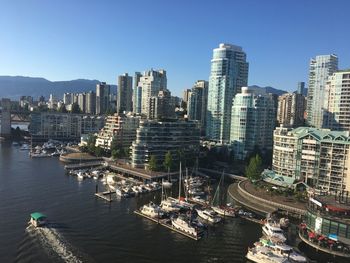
xmin=134 ymin=210 xmax=202 ymax=241
xmin=95 ymin=191 xmax=114 ymax=202
xmin=239 ymin=215 xmax=264 ymax=225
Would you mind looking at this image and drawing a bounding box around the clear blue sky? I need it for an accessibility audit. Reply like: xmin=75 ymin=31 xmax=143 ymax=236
xmin=1 ymin=0 xmax=349 ymax=96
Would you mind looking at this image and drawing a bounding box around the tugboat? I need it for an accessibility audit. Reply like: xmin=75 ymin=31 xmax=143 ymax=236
xmin=29 ymin=212 xmax=47 ymax=227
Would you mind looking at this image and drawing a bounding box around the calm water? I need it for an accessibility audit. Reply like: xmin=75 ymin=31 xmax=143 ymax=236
xmin=0 ymin=142 xmax=262 ymax=263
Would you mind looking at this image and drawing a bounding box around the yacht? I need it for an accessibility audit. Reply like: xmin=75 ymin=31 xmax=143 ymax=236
xmin=160 ymin=198 xmax=181 ymax=212
xmin=196 ymin=208 xmax=222 ymax=223
xmin=162 ymin=180 xmax=173 ymax=188
xmin=116 ymin=188 xmax=130 ymax=198
xmin=258 ymin=239 xmax=307 ymax=262
xmin=246 ymin=245 xmax=291 ymax=263
xmin=262 ymin=219 xmax=286 ymax=243
xmin=77 ymin=171 xmax=84 ymax=180
xmin=171 ymin=215 xmax=201 ymax=237
xmin=211 ymin=206 xmax=236 ymax=217
xmin=140 ymin=202 xmax=164 ymax=218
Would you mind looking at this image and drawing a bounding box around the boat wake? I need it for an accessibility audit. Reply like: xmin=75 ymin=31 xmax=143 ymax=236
xmin=26 ymin=225 xmax=85 ymax=263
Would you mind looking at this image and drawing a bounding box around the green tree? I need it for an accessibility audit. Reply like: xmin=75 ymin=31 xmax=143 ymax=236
xmin=71 ymin=103 xmax=81 ymax=114
xmin=245 ymin=154 xmax=263 ymax=182
xmin=58 ymin=104 xmax=68 ymax=113
xmin=163 ymin=151 xmax=173 ymax=172
xmin=95 ymin=146 xmax=104 ymax=157
xmin=87 ymin=135 xmax=97 ymax=153
xmin=111 ymin=149 xmax=118 ymax=159
xmin=148 ymin=155 xmax=158 ymax=171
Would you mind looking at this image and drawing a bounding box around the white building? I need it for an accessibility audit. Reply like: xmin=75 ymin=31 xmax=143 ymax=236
xmin=206 ymin=43 xmax=249 ymax=143
xmin=306 ymin=54 xmax=338 ymax=128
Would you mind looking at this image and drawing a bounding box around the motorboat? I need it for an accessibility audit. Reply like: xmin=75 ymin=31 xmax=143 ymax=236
xmin=29 ymin=212 xmax=47 ymax=228
xmin=211 ymin=206 xmax=236 ymax=217
xmin=196 ymin=208 xmax=222 ymax=223
xmin=77 ymin=171 xmax=84 ymax=181
xmin=162 ymin=180 xmax=173 ymax=188
xmin=258 ymin=238 xmax=307 ymax=262
xmin=246 ymin=245 xmax=291 ymax=263
xmin=140 ymin=202 xmax=164 ymax=218
xmin=262 ymin=219 xmax=287 ymax=243
xmin=171 ymin=215 xmax=202 ymax=237
xmin=160 ymin=199 xmax=181 ymax=212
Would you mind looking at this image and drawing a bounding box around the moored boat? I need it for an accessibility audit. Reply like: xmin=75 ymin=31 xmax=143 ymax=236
xmin=246 ymin=245 xmax=291 ymax=263
xmin=196 ymin=208 xmax=222 ymax=223
xmin=171 ymin=215 xmax=202 ymax=237
xmin=262 ymin=219 xmax=287 ymax=243
xmin=140 ymin=202 xmax=164 ymax=218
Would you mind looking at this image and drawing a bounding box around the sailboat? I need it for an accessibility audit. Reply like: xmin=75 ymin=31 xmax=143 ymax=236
xmin=211 ymin=170 xmax=236 ymax=217
xmin=162 ymin=168 xmax=173 ymax=188
xmin=160 ymin=179 xmax=180 ymax=212
xmin=167 ymin=162 xmax=192 ymax=210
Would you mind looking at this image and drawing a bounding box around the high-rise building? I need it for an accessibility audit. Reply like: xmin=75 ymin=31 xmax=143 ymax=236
xmin=297 ymin=82 xmax=305 ymax=95
xmin=117 ymin=73 xmax=133 ymax=114
xmin=85 ymin=91 xmax=96 ymax=115
xmin=270 ymin=126 xmax=350 ymax=192
xmin=96 ymin=82 xmax=111 ymax=115
xmin=306 ymin=54 xmax=338 ymax=128
xmin=183 ymin=89 xmax=191 ymax=108
xmin=230 ymin=87 xmax=275 ymax=160
xmin=63 ymin=93 xmax=73 ymax=105
xmin=78 ymin=93 xmax=86 ymax=113
xmin=131 ymin=120 xmax=200 ymax=169
xmin=277 ymin=92 xmax=306 ymax=127
xmin=148 ymin=90 xmax=175 ymax=120
xmin=132 ymin=72 xmax=142 ymax=114
xmin=206 ymin=43 xmax=249 ymax=143
xmin=139 ymin=69 xmax=167 ymax=117
xmin=187 ymin=80 xmax=208 ymax=133
xmin=324 ymin=70 xmax=350 ymax=131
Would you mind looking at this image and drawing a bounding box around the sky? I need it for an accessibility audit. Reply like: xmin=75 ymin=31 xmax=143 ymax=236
xmin=1 ymin=0 xmax=350 ymax=96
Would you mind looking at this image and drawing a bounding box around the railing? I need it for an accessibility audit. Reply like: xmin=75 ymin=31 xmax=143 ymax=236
xmin=237 ymin=180 xmax=307 ymax=216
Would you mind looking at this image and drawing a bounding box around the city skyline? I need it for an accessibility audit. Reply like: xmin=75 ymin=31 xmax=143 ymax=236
xmin=1 ymin=1 xmax=350 ymax=96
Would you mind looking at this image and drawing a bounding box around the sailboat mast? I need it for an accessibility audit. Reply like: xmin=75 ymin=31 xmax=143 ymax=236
xmin=178 ymin=162 xmax=182 ymax=201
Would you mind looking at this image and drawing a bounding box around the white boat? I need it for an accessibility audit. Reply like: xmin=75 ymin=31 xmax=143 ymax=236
xmin=77 ymin=171 xmax=84 ymax=180
xmin=258 ymin=238 xmax=307 ymax=262
xmin=116 ymin=188 xmax=129 ymax=197
xmin=160 ymin=199 xmax=181 ymax=212
xmin=211 ymin=206 xmax=236 ymax=217
xmin=171 ymin=215 xmax=201 ymax=237
xmin=162 ymin=180 xmax=173 ymax=188
xmin=140 ymin=202 xmax=164 ymax=218
xmin=196 ymin=208 xmax=222 ymax=223
xmin=262 ymin=219 xmax=287 ymax=243
xmin=246 ymin=245 xmax=291 ymax=263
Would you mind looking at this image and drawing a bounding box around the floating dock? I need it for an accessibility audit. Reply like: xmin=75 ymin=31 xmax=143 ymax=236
xmin=134 ymin=210 xmax=202 ymax=241
xmin=95 ymin=191 xmax=114 ymax=202
xmin=239 ymin=215 xmax=264 ymax=225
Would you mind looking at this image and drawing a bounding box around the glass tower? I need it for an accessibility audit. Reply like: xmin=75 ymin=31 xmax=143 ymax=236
xmin=206 ymin=43 xmax=248 ymax=143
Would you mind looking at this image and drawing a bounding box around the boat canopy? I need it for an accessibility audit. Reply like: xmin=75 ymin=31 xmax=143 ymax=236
xmin=30 ymin=212 xmax=46 ymax=220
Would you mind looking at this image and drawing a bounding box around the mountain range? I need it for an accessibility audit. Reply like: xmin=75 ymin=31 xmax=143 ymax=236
xmin=0 ymin=76 xmax=103 ymax=100
xmin=0 ymin=76 xmax=290 ymax=101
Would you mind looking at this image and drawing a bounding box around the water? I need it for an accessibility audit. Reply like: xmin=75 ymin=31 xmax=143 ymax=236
xmin=0 ymin=142 xmax=262 ymax=262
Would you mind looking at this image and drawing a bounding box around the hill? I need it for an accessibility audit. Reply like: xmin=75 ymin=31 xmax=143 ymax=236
xmin=0 ymin=76 xmax=104 ymax=100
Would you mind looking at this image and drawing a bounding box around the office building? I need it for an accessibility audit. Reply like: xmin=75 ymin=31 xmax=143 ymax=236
xmin=131 ymin=120 xmax=200 ymax=169
xmin=95 ymin=114 xmax=140 ymax=150
xmin=117 ymin=73 xmax=133 ymax=113
xmin=230 ymin=87 xmax=275 ymax=160
xmin=187 ymin=80 xmax=208 ymax=133
xmin=271 ymin=126 xmax=350 ymax=192
xmin=96 ymin=82 xmax=111 ymax=115
xmin=206 ymin=43 xmax=249 ymax=143
xmin=277 ymin=92 xmax=306 ymax=127
xmin=297 ymin=82 xmax=305 ymax=95
xmin=78 ymin=93 xmax=86 ymax=113
xmin=324 ymin=70 xmax=350 ymax=131
xmin=139 ymin=69 xmax=167 ymax=117
xmin=306 ymin=55 xmax=338 ymax=128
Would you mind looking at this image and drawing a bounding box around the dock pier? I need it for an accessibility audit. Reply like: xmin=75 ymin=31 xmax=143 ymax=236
xmin=95 ymin=191 xmax=114 ymax=202
xmin=133 ymin=210 xmax=202 ymax=241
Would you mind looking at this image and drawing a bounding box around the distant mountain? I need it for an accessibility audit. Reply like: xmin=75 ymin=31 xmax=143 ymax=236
xmin=0 ymin=76 xmax=106 ymax=100
xmin=248 ymin=85 xmax=288 ymax=96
